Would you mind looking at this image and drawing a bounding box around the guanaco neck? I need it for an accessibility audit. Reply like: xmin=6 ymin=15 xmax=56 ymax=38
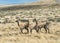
xmin=17 ymin=20 xmax=20 ymax=26
xmin=26 ymin=20 xmax=29 ymax=27
xmin=35 ymin=20 xmax=38 ymax=26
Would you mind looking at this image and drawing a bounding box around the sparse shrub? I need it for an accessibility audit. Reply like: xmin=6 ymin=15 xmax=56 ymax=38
xmin=56 ymin=17 xmax=60 ymax=22
xmin=47 ymin=17 xmax=55 ymax=22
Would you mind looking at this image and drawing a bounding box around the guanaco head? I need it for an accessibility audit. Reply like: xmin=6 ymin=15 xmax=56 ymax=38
xmin=33 ymin=18 xmax=37 ymax=22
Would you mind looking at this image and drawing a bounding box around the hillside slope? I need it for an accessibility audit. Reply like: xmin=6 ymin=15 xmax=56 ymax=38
xmin=0 ymin=0 xmax=60 ymax=43
xmin=0 ymin=0 xmax=58 ymax=11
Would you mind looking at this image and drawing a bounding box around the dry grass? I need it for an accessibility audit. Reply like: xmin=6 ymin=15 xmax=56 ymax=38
xmin=0 ymin=22 xmax=60 ymax=43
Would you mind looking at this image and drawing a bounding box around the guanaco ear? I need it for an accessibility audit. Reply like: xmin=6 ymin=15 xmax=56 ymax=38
xmin=15 ymin=20 xmax=18 ymax=22
xmin=33 ymin=18 xmax=37 ymax=22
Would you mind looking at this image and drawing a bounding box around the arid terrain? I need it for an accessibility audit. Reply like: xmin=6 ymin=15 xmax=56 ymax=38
xmin=0 ymin=1 xmax=60 ymax=43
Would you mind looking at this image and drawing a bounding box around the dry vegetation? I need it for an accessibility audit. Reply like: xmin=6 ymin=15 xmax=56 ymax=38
xmin=0 ymin=4 xmax=60 ymax=43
